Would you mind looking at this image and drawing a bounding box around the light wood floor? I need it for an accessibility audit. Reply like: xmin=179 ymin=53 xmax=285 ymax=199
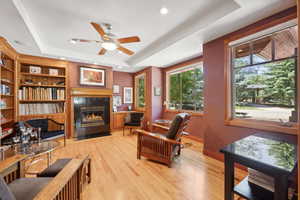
xmin=29 ymin=130 xmax=246 ymax=200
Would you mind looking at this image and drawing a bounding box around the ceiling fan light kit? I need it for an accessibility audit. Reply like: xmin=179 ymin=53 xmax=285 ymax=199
xmin=70 ymin=22 xmax=141 ymax=56
xmin=102 ymin=41 xmax=117 ymax=51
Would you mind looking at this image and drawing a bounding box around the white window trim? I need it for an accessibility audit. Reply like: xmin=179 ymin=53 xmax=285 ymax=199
xmin=166 ymin=62 xmax=203 ymax=112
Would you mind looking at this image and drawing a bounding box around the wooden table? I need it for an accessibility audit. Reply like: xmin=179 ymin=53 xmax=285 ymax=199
xmin=220 ymin=133 xmax=297 ymax=200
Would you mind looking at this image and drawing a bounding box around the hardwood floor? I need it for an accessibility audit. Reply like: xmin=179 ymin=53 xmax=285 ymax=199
xmin=29 ymin=130 xmax=246 ymax=200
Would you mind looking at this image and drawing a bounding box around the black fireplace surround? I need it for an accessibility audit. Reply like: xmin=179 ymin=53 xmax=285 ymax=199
xmin=73 ymin=97 xmax=110 ymax=139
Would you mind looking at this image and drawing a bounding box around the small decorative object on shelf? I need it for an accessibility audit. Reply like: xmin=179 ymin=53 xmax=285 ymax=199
xmin=49 ymin=68 xmax=59 ymax=75
xmin=0 ymin=99 xmax=7 ymax=109
xmin=29 ymin=66 xmax=41 ymax=74
xmin=0 ymin=84 xmax=11 ymax=95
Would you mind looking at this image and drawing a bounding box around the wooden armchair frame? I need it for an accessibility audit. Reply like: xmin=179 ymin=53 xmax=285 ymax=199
xmin=0 ymin=155 xmax=91 ymax=200
xmin=136 ymin=113 xmax=191 ymax=167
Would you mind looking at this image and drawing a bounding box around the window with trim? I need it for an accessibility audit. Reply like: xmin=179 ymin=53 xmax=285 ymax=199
xmin=230 ymin=25 xmax=298 ymax=123
xmin=135 ymin=74 xmax=145 ymax=109
xmin=166 ymin=64 xmax=204 ymax=112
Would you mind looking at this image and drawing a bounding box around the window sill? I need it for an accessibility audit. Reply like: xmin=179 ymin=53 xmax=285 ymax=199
xmin=225 ymin=118 xmax=298 ymax=135
xmin=165 ymin=109 xmax=203 ymax=117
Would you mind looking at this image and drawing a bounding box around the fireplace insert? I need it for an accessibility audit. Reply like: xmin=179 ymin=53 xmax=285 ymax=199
xmin=73 ymin=97 xmax=110 ymax=139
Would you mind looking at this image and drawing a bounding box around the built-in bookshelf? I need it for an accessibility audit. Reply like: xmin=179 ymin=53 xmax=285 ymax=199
xmin=0 ymin=52 xmax=16 ymax=140
xmin=18 ymin=58 xmax=68 ymax=126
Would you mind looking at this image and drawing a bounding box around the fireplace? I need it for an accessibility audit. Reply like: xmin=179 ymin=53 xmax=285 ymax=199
xmin=73 ymin=97 xmax=110 ymax=139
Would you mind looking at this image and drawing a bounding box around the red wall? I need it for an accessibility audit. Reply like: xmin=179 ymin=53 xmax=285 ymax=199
xmin=113 ymin=71 xmax=134 ymax=111
xmin=151 ymin=67 xmax=163 ymax=122
xmin=203 ymin=6 xmax=297 ymax=155
xmin=160 ymin=7 xmax=297 ymax=156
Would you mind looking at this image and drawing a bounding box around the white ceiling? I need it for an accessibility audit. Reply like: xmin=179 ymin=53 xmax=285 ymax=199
xmin=0 ymin=0 xmax=296 ymax=72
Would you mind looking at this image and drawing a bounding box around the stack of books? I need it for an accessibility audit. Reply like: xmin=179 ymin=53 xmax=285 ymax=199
xmin=248 ymin=168 xmax=295 ymax=199
xmin=19 ymin=103 xmax=64 ymax=115
xmin=19 ymin=87 xmax=65 ymax=100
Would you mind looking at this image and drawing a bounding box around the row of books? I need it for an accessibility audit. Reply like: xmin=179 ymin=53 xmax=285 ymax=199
xmin=19 ymin=87 xmax=65 ymax=100
xmin=19 ymin=103 xmax=64 ymax=115
xmin=248 ymin=168 xmax=294 ymax=199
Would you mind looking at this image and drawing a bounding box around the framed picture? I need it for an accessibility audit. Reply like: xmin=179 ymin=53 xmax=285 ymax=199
xmin=154 ymin=87 xmax=161 ymax=96
xmin=29 ymin=66 xmax=41 ymax=74
xmin=113 ymin=95 xmax=122 ymax=107
xmin=49 ymin=68 xmax=58 ymax=76
xmin=80 ymin=67 xmax=105 ymax=86
xmin=123 ymin=87 xmax=133 ymax=104
xmin=113 ymin=85 xmax=120 ymax=94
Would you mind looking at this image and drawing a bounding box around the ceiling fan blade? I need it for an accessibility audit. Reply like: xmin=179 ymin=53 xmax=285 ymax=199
xmin=118 ymin=46 xmax=134 ymax=55
xmin=72 ymin=39 xmax=101 ymax=43
xmin=98 ymin=48 xmax=107 ymax=55
xmin=118 ymin=36 xmax=141 ymax=44
xmin=91 ymin=22 xmax=105 ymax=38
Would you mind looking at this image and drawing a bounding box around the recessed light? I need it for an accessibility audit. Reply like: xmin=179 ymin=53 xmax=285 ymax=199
xmin=60 ymin=57 xmax=66 ymax=60
xmin=160 ymin=6 xmax=169 ymax=15
xmin=117 ymin=66 xmax=123 ymax=69
xmin=94 ymin=62 xmax=97 ymax=65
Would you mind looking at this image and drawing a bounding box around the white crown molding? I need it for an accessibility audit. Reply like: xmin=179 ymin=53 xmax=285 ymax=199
xmin=12 ymin=0 xmax=46 ymax=53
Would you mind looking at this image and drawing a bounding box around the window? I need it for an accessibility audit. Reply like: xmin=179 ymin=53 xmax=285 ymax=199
xmin=135 ymin=74 xmax=145 ymax=109
xmin=167 ymin=64 xmax=204 ymax=112
xmin=230 ymin=25 xmax=298 ymax=124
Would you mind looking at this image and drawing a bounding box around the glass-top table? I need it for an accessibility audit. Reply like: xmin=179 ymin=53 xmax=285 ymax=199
xmin=1 ymin=140 xmax=60 ymax=173
xmin=220 ymin=135 xmax=297 ymax=172
xmin=220 ymin=133 xmax=298 ymax=200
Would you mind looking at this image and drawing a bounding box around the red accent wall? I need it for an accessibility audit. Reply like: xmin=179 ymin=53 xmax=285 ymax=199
xmin=203 ymin=6 xmax=297 ymax=155
xmin=160 ymin=7 xmax=297 ymax=157
xmin=151 ymin=67 xmax=163 ymax=122
xmin=113 ymin=71 xmax=134 ymax=111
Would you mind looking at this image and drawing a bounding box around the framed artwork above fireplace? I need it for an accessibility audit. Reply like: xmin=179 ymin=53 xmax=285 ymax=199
xmin=80 ymin=67 xmax=105 ymax=86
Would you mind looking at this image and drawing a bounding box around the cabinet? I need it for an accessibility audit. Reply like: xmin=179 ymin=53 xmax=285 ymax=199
xmin=113 ymin=112 xmax=127 ymax=129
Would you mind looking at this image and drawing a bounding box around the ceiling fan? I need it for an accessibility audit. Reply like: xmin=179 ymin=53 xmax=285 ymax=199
xmin=70 ymin=22 xmax=141 ymax=56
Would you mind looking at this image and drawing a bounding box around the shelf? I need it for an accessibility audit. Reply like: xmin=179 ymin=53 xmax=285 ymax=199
xmin=0 ymin=94 xmax=14 ymax=97
xmin=20 ymin=72 xmax=65 ymax=78
xmin=1 ymin=65 xmax=14 ymax=72
xmin=19 ymin=100 xmax=65 ymax=103
xmin=1 ymin=79 xmax=14 ymax=85
xmin=20 ymin=84 xmax=66 ymax=88
xmin=19 ymin=113 xmax=65 ymax=117
xmin=0 ymin=119 xmax=13 ymax=125
xmin=0 ymin=107 xmax=14 ymax=111
xmin=234 ymin=177 xmax=273 ymax=200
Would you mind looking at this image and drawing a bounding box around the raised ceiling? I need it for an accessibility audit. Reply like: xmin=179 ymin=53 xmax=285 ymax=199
xmin=0 ymin=0 xmax=296 ymax=72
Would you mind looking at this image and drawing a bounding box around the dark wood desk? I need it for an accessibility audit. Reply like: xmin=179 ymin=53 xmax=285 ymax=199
xmin=220 ymin=133 xmax=297 ymax=200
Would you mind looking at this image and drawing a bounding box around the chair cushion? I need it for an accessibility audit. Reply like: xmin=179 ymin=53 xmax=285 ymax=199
xmin=124 ymin=122 xmax=140 ymax=126
xmin=0 ymin=176 xmax=16 ymax=200
xmin=26 ymin=119 xmax=48 ymax=133
xmin=41 ymin=130 xmax=64 ymax=140
xmin=37 ymin=159 xmax=71 ymax=177
xmin=8 ymin=178 xmax=52 ymax=200
xmin=166 ymin=114 xmax=184 ymax=139
xmin=130 ymin=113 xmax=144 ymax=123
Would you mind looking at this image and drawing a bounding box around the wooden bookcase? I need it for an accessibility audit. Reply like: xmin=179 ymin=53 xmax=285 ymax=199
xmin=0 ymin=40 xmax=17 ymax=140
xmin=17 ymin=55 xmax=68 ymax=131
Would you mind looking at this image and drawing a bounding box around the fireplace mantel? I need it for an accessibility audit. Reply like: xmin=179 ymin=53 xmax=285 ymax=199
xmin=71 ymin=88 xmax=113 ymax=96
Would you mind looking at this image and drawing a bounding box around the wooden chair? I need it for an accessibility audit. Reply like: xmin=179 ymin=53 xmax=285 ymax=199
xmin=123 ymin=112 xmax=144 ymax=136
xmin=136 ymin=113 xmax=191 ymax=167
xmin=0 ymin=155 xmax=91 ymax=200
